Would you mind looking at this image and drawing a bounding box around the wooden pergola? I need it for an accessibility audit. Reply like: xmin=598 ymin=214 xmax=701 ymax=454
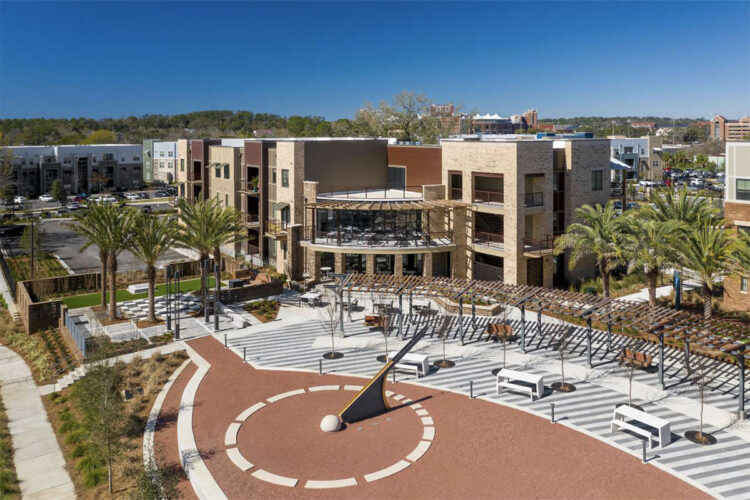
xmin=333 ymin=273 xmax=749 ymax=417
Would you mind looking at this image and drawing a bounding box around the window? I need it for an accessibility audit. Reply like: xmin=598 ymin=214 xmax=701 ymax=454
xmin=624 ymin=147 xmax=633 ymax=154
xmin=653 ymin=160 xmax=659 ymax=167
xmin=224 ymin=164 xmax=229 ymax=179
xmin=159 ymin=151 xmax=165 ymax=158
xmin=740 ymin=276 xmax=748 ymax=293
xmin=591 ymin=170 xmax=603 ymax=191
xmin=387 ymin=166 xmax=406 ymax=189
xmin=281 ymin=169 xmax=289 ymax=187
xmin=133 ymin=156 xmax=140 ymax=161
xmin=180 ymin=159 xmax=185 ymax=172
xmin=737 ymin=179 xmax=750 ymax=201
xmin=168 ymin=151 xmax=173 ymax=157
xmin=271 ymin=168 xmax=277 ymax=184
xmin=215 ymin=167 xmax=221 ymax=178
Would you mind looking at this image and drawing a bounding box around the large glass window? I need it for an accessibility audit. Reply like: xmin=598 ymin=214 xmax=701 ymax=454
xmin=281 ymin=169 xmax=289 ymax=187
xmin=403 ymin=254 xmax=423 ymax=276
xmin=224 ymin=165 xmax=230 ymax=179
xmin=344 ymin=254 xmax=365 ymax=273
xmin=375 ymin=255 xmax=395 ymax=274
xmin=737 ymin=179 xmax=750 ymax=201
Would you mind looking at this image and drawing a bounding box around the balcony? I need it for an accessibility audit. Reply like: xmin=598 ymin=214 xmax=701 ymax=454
xmin=523 ymin=235 xmax=556 ymax=256
xmin=317 ymin=185 xmax=423 ymax=201
xmin=239 ymin=179 xmax=260 ymax=195
xmin=611 ymin=182 xmax=624 ymax=197
xmin=302 ymin=226 xmax=454 ymax=249
xmin=474 ymin=231 xmax=504 ymax=248
xmin=473 ymin=189 xmax=504 ymax=205
xmin=241 ymin=213 xmax=260 ymax=228
xmin=524 ymin=192 xmax=544 ymax=208
xmin=266 ymin=218 xmax=288 ymax=237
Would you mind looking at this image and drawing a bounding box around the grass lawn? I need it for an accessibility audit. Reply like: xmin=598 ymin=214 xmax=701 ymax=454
xmin=0 ymin=392 xmax=20 ymax=498
xmin=62 ymin=277 xmax=215 ymax=309
xmin=7 ymin=254 xmax=68 ymax=281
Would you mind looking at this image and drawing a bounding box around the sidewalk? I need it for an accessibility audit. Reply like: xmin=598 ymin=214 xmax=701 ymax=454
xmin=0 ymin=345 xmax=74 ymax=499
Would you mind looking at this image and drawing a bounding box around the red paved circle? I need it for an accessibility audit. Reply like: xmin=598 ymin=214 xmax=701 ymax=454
xmin=154 ymin=337 xmax=709 ymax=499
xmin=236 ymin=389 xmax=425 ymax=481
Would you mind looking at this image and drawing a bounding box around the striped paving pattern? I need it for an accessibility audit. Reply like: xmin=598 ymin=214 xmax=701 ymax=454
xmin=226 ymin=311 xmax=749 ymax=498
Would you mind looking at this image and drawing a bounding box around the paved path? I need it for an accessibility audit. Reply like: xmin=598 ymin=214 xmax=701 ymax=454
xmin=220 ymin=299 xmax=750 ymax=499
xmin=0 ymin=346 xmax=74 ymax=499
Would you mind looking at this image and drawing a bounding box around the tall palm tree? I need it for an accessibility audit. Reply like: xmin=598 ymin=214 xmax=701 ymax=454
xmin=67 ymin=203 xmax=111 ymax=308
xmin=101 ymin=204 xmax=136 ymax=320
xmin=129 ymin=213 xmax=177 ymax=323
xmin=621 ymin=215 xmax=683 ymax=306
xmin=175 ymin=197 xmax=218 ymax=308
xmin=645 ymin=186 xmax=718 ymax=225
xmin=207 ymin=205 xmax=244 ymax=274
xmin=554 ymin=201 xmax=625 ymax=297
xmin=682 ymin=218 xmax=736 ymax=320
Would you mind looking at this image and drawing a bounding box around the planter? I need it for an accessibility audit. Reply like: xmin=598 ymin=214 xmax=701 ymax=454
xmin=434 ymin=296 xmax=502 ymax=316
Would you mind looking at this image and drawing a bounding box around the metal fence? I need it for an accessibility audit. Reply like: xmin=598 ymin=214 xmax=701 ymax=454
xmin=63 ymin=308 xmax=87 ymax=356
xmin=0 ymin=243 xmax=16 ymax=300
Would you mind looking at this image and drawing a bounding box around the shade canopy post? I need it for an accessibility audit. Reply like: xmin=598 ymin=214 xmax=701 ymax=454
xmin=520 ymin=305 xmax=526 ymax=353
xmin=458 ymin=296 xmax=464 ymax=346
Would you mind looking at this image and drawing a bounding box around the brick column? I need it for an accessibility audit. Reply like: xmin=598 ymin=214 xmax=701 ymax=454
xmin=306 ymin=248 xmax=321 ymax=281
xmin=334 ymin=253 xmax=344 ymax=274
xmin=366 ymin=254 xmax=375 ymax=275
xmin=394 ymin=254 xmax=403 ymax=277
xmin=423 ymin=253 xmax=433 ymax=277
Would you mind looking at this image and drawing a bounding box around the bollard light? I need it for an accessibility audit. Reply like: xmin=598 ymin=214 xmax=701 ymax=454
xmin=642 ymin=440 xmax=647 ymax=464
xmin=319 ymin=359 xmax=323 ymax=375
xmin=551 ymin=403 xmax=555 ymax=424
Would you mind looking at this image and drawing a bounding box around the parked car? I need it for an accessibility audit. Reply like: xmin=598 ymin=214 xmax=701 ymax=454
xmin=166 ymin=186 xmax=177 ymax=195
xmin=638 ymin=180 xmax=656 ymax=187
xmin=153 ymin=190 xmax=169 ymax=198
xmin=91 ymin=195 xmax=117 ymax=204
xmin=13 ymin=195 xmax=27 ymax=204
xmin=55 ymin=207 xmax=69 ymax=216
xmin=68 ymin=201 xmax=81 ymax=210
xmin=39 ymin=194 xmax=54 ymax=202
xmin=124 ymin=192 xmax=140 ymax=201
xmin=137 ymin=192 xmax=149 ymax=199
xmin=139 ymin=205 xmax=152 ymax=214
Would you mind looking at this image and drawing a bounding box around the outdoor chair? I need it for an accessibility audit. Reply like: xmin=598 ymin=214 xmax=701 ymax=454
xmin=619 ymin=348 xmax=653 ymax=369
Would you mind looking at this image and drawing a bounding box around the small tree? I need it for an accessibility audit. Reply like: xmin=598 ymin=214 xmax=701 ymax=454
xmin=51 ymin=179 xmax=66 ymax=204
xmin=72 ymin=360 xmax=125 ymax=494
xmin=552 ymin=326 xmax=576 ymax=392
xmin=318 ymin=290 xmax=343 ymax=359
xmin=433 ymin=315 xmax=454 ymax=368
xmin=686 ymin=358 xmax=716 ymax=445
xmin=495 ymin=291 xmax=513 ymax=369
xmin=129 ymin=453 xmax=180 ymax=500
xmin=19 ymin=223 xmax=42 ymax=260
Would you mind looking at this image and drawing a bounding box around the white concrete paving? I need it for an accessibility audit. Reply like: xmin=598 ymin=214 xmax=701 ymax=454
xmin=225 ymin=447 xmax=253 ymax=472
xmin=0 ymin=346 xmax=75 ymax=499
xmin=304 ymin=477 xmax=358 ymax=489
xmin=363 ymin=460 xmax=411 ymax=482
xmin=235 ymin=402 xmax=266 ymax=422
xmin=143 ymin=358 xmax=190 ymax=468
xmin=251 ymin=469 xmax=298 ymax=487
xmin=406 ymin=440 xmax=432 ymax=462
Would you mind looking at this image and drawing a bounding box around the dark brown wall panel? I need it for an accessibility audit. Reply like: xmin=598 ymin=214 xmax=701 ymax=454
xmin=387 ymin=145 xmax=442 ymax=190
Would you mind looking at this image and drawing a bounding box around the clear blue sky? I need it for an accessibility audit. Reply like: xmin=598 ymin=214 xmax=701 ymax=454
xmin=1 ymin=1 xmax=748 ymax=120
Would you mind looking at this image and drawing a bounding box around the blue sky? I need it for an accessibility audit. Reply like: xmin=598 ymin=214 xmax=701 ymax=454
xmin=1 ymin=1 xmax=748 ymax=120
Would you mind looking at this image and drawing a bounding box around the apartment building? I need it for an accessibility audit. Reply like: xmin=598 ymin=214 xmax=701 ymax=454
xmin=711 ymin=115 xmax=750 ymax=142
xmin=175 ymin=138 xmax=221 ymax=202
xmin=723 ymin=142 xmax=750 ymax=312
xmin=443 ymin=136 xmax=611 ymax=287
xmin=608 ymin=135 xmax=664 ymax=180
xmin=142 ymin=140 xmax=178 ymax=183
xmin=2 ymin=144 xmax=142 ymax=197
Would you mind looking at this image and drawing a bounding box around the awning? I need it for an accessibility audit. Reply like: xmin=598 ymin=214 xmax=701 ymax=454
xmin=610 ymin=157 xmax=634 ymax=171
xmin=273 ymin=202 xmax=290 ymax=212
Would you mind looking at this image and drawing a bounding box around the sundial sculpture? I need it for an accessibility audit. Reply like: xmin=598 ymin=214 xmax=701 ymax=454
xmin=333 ymin=325 xmax=428 ymax=426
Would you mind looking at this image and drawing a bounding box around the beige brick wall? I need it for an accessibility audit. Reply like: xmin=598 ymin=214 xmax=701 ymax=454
xmin=207 ymin=146 xmax=242 ymax=210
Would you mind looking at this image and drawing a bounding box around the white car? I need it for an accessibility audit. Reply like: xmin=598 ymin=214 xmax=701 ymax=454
xmin=67 ymin=201 xmax=81 ymax=210
xmin=39 ymin=194 xmax=54 ymax=202
xmin=124 ymin=192 xmax=140 ymax=201
xmin=13 ymin=195 xmax=27 ymax=204
xmin=91 ymin=195 xmax=117 ymax=204
xmin=638 ymin=180 xmax=656 ymax=187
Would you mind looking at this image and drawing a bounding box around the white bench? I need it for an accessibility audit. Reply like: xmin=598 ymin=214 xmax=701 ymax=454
xmin=389 ymin=352 xmax=430 ymax=378
xmin=610 ymin=405 xmax=671 ymax=449
xmin=127 ymin=283 xmax=149 ymax=294
xmin=496 ymin=369 xmax=544 ymax=401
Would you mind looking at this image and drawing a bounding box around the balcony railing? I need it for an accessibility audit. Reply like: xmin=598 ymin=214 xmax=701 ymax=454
xmin=303 ymin=226 xmax=453 ymax=248
xmin=317 ymin=185 xmax=423 ymax=200
xmin=450 ymin=187 xmax=463 ymax=201
xmin=523 ymin=235 xmax=557 ymax=255
xmin=524 ymin=192 xmax=544 ymax=207
xmin=241 ymin=213 xmax=260 ymax=227
xmin=611 ymin=182 xmax=624 ymax=197
xmin=266 ymin=218 xmax=288 ymax=236
xmin=474 ymin=231 xmax=504 ymax=248
xmin=473 ymin=189 xmax=504 ymax=204
xmin=239 ymin=179 xmax=260 ymax=194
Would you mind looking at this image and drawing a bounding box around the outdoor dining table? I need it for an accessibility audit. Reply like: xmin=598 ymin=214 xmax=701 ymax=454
xmin=300 ymin=291 xmax=322 ymax=307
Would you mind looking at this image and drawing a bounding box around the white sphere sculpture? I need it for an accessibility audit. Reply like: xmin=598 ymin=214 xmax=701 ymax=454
xmin=320 ymin=414 xmax=341 ymax=432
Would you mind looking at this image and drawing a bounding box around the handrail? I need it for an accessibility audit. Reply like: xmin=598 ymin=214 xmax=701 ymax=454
xmin=523 ymin=235 xmax=556 ymax=254
xmin=524 ymin=192 xmax=544 ymax=207
xmin=302 ymin=226 xmax=453 ymax=247
xmin=317 ymin=185 xmax=424 ymax=200
xmin=473 ymin=188 xmax=504 ymax=204
xmin=474 ymin=230 xmax=504 ymax=247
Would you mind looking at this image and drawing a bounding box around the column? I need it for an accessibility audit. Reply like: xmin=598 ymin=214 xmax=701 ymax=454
xmin=334 ymin=253 xmax=344 ymax=274
xmin=394 ymin=254 xmax=403 ymax=277
xmin=366 ymin=254 xmax=375 ymax=275
xmin=423 ymin=252 xmax=433 ymax=278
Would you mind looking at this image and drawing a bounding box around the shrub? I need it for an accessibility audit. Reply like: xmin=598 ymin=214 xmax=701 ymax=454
xmin=64 ymin=429 xmax=86 ymax=446
xmin=70 ymin=443 xmax=87 ymax=458
xmin=58 ymin=420 xmax=79 ymax=435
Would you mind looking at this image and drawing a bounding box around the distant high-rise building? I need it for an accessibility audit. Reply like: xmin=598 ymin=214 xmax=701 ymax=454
xmin=523 ymin=109 xmax=538 ymax=129
xmin=711 ymin=115 xmax=750 ymax=141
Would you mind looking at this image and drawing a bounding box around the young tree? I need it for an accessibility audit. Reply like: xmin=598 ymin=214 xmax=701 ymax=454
xmin=72 ymin=360 xmax=125 ymax=494
xmin=19 ymin=223 xmax=42 ymax=259
xmin=50 ymin=179 xmax=66 ymax=204
xmin=318 ymin=290 xmax=343 ymax=359
xmin=433 ymin=315 xmax=454 ymax=368
xmin=91 ymin=172 xmax=108 ymax=193
xmin=554 ymin=201 xmax=625 ymax=297
xmin=129 ymin=213 xmax=177 ymax=323
xmin=686 ymin=358 xmax=716 ymax=445
xmin=552 ymin=326 xmax=575 ymax=392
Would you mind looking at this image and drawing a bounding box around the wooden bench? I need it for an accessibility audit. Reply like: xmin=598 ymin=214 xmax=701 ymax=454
xmin=610 ymin=405 xmax=671 ymax=449
xmin=486 ymin=322 xmax=513 ymax=341
xmin=364 ymin=315 xmax=384 ymax=327
xmin=389 ymin=352 xmax=429 ymax=378
xmin=620 ymin=348 xmax=653 ymax=369
xmin=496 ymin=369 xmax=544 ymax=401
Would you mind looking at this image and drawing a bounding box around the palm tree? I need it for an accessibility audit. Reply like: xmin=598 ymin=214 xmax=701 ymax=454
xmin=682 ymin=218 xmax=736 ymax=320
xmin=175 ymin=197 xmax=218 ymax=308
xmin=554 ymin=201 xmax=624 ymax=297
xmin=101 ymin=205 xmax=136 ymax=320
xmin=645 ymin=186 xmax=718 ymax=225
xmin=67 ymin=203 xmax=111 ymax=308
xmin=207 ymin=205 xmax=244 ymax=273
xmin=129 ymin=213 xmax=177 ymax=323
xmin=621 ymin=215 xmax=683 ymax=306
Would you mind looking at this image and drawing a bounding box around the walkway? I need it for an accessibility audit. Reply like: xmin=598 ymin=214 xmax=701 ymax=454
xmin=0 ymin=345 xmax=74 ymax=499
xmin=220 ymin=299 xmax=750 ymax=498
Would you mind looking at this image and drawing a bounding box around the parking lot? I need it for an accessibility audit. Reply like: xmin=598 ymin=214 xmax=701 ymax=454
xmin=1 ymin=219 xmax=187 ymax=274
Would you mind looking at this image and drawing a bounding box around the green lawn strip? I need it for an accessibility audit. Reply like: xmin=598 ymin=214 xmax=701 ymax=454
xmin=7 ymin=254 xmax=68 ymax=282
xmin=0 ymin=392 xmax=20 ymax=497
xmin=62 ymin=277 xmax=215 ymax=309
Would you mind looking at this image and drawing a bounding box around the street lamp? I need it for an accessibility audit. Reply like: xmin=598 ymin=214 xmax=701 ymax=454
xmin=175 ymin=271 xmax=181 ymax=340
xmin=166 ymin=264 xmax=172 ymax=331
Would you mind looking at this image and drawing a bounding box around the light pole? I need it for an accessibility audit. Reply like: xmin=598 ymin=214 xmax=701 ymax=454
xmin=175 ymin=271 xmax=181 ymax=340
xmin=166 ymin=264 xmax=172 ymax=331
